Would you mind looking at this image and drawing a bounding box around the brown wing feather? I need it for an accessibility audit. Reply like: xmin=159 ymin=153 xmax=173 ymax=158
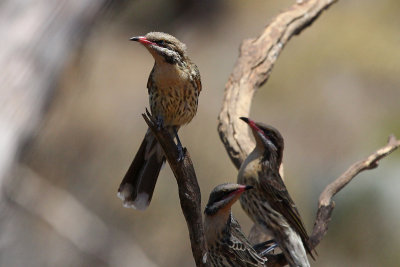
xmin=226 ymin=216 xmax=267 ymax=266
xmin=259 ymin=167 xmax=315 ymax=259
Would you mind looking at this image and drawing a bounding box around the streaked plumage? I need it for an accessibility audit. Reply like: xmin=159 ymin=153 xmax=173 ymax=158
xmin=238 ymin=117 xmax=315 ymax=267
xmin=204 ymin=183 xmax=267 ymax=267
xmin=118 ymin=32 xmax=201 ymax=210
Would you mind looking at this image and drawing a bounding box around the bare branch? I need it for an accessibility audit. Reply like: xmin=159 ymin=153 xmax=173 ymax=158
xmin=309 ymin=135 xmax=400 ymax=248
xmin=142 ymin=110 xmax=209 ymax=267
xmin=218 ymin=0 xmax=338 ymax=169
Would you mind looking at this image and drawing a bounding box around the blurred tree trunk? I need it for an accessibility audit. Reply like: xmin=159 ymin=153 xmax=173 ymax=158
xmin=0 ymin=0 xmax=109 ymax=190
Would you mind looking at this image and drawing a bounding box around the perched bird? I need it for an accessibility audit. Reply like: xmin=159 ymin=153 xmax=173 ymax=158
xmin=118 ymin=32 xmax=201 ymax=210
xmin=238 ymin=117 xmax=315 ymax=267
xmin=204 ymin=183 xmax=268 ymax=267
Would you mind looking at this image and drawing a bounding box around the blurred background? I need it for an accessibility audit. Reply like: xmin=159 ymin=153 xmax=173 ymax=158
xmin=1 ymin=0 xmax=400 ymax=266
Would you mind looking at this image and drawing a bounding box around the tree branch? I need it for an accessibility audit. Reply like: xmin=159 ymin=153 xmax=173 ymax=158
xmin=218 ymin=0 xmax=338 ymax=170
xmin=142 ymin=110 xmax=209 ymax=267
xmin=309 ymin=135 xmax=400 ymax=248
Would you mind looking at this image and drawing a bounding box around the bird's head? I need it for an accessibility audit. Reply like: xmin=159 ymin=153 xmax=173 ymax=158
xmin=204 ymin=183 xmax=253 ymax=216
xmin=240 ymin=117 xmax=284 ymax=165
xmin=130 ymin=32 xmax=187 ymax=65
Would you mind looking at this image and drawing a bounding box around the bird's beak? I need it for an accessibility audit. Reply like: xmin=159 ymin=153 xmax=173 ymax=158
xmin=130 ymin=36 xmax=154 ymax=46
xmin=236 ymin=184 xmax=253 ymax=194
xmin=240 ymin=117 xmax=249 ymax=124
xmin=245 ymin=185 xmax=253 ymax=191
xmin=130 ymin=36 xmax=140 ymax=42
xmin=240 ymin=117 xmax=259 ymax=132
xmin=240 ymin=117 xmax=277 ymax=151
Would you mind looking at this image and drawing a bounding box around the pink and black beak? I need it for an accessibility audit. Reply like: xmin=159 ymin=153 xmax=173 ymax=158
xmin=240 ymin=116 xmax=262 ymax=135
xmin=226 ymin=184 xmax=253 ymax=200
xmin=240 ymin=117 xmax=277 ymax=151
xmin=240 ymin=117 xmax=255 ymax=128
xmin=130 ymin=36 xmax=155 ymax=46
xmin=237 ymin=184 xmax=253 ymax=194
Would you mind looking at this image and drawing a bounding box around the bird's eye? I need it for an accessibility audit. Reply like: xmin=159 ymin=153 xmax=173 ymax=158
xmin=214 ymin=192 xmax=228 ymax=202
xmin=156 ymin=40 xmax=166 ymax=47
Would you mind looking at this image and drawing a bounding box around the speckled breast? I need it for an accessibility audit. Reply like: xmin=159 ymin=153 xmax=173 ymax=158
xmin=149 ymin=83 xmax=198 ymax=126
xmin=148 ymin=63 xmax=200 ymax=127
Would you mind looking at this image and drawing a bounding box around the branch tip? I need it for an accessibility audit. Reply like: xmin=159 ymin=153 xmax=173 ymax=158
xmin=388 ymin=134 xmax=399 ymax=146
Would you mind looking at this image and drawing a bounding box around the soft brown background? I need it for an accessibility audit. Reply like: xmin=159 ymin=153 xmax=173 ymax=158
xmin=4 ymin=0 xmax=400 ymax=266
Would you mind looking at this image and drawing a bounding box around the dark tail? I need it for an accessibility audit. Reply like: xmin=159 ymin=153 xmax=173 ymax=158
xmin=118 ymin=129 xmax=165 ymax=210
xmin=306 ymin=239 xmax=317 ymax=261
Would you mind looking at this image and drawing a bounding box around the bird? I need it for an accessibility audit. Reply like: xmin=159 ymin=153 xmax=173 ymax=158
xmin=118 ymin=32 xmax=201 ymax=210
xmin=204 ymin=183 xmax=268 ymax=267
xmin=237 ymin=117 xmax=315 ymax=267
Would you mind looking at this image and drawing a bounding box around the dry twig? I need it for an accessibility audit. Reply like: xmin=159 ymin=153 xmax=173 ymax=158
xmin=310 ymin=135 xmax=400 ymax=248
xmin=142 ymin=110 xmax=209 ymax=267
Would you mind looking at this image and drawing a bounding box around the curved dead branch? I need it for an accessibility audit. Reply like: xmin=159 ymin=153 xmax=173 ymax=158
xmin=218 ymin=0 xmax=338 ymax=170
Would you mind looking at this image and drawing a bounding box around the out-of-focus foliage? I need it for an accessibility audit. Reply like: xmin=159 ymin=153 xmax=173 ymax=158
xmin=4 ymin=0 xmax=400 ymax=266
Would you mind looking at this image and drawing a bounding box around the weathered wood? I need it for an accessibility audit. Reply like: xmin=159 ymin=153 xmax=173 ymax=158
xmin=218 ymin=0 xmax=338 ymax=170
xmin=310 ymin=135 xmax=400 ymax=249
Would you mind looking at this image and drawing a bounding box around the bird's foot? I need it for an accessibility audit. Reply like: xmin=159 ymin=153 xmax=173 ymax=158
xmin=260 ymin=243 xmax=278 ymax=256
xmin=172 ymin=126 xmax=185 ymax=162
xmin=253 ymin=240 xmax=278 ymax=256
xmin=155 ymin=116 xmax=164 ymax=130
xmin=177 ymin=146 xmax=185 ymax=162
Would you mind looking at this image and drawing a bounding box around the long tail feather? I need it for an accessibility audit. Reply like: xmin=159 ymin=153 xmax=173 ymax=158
xmin=118 ymin=129 xmax=165 ymax=210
